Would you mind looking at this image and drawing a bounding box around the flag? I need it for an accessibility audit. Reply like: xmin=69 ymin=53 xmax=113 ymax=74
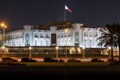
xmin=65 ymin=5 xmax=72 ymax=13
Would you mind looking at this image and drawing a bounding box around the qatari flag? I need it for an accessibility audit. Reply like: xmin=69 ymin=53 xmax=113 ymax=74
xmin=65 ymin=5 xmax=72 ymax=13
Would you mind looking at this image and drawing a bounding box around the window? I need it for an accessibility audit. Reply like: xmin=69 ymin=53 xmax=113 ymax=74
xmin=84 ymin=32 xmax=88 ymax=37
xmin=34 ymin=34 xmax=39 ymax=38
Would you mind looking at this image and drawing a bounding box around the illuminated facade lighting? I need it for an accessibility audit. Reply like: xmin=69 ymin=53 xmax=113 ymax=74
xmin=3 ymin=22 xmax=103 ymax=48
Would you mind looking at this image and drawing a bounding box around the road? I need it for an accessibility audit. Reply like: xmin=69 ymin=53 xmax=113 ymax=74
xmin=0 ymin=62 xmax=120 ymax=80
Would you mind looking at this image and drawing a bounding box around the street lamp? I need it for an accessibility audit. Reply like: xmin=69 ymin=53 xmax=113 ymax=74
xmin=1 ymin=46 xmax=5 ymax=57
xmin=56 ymin=46 xmax=59 ymax=59
xmin=65 ymin=29 xmax=68 ymax=62
xmin=82 ymin=46 xmax=85 ymax=58
xmin=108 ymin=46 xmax=111 ymax=59
xmin=29 ymin=46 xmax=32 ymax=60
xmin=0 ymin=22 xmax=7 ymax=57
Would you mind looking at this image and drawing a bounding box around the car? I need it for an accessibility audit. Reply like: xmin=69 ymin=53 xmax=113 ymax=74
xmin=44 ymin=57 xmax=58 ymax=62
xmin=107 ymin=59 xmax=118 ymax=63
xmin=67 ymin=58 xmax=81 ymax=62
xmin=1 ymin=57 xmax=18 ymax=63
xmin=91 ymin=58 xmax=104 ymax=62
xmin=21 ymin=58 xmax=37 ymax=62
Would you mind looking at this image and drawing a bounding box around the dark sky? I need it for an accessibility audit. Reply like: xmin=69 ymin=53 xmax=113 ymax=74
xmin=0 ymin=0 xmax=120 ymax=30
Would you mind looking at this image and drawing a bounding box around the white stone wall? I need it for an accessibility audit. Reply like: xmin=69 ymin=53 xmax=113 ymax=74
xmin=5 ymin=23 xmax=102 ymax=48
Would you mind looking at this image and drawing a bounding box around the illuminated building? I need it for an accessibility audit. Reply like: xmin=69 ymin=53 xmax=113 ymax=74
xmin=4 ymin=21 xmax=103 ymax=49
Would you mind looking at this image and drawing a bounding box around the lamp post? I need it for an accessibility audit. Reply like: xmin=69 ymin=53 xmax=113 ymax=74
xmin=65 ymin=29 xmax=68 ymax=62
xmin=0 ymin=22 xmax=7 ymax=57
xmin=56 ymin=46 xmax=59 ymax=59
xmin=29 ymin=46 xmax=32 ymax=60
xmin=108 ymin=46 xmax=111 ymax=59
xmin=82 ymin=46 xmax=85 ymax=58
xmin=1 ymin=46 xmax=5 ymax=57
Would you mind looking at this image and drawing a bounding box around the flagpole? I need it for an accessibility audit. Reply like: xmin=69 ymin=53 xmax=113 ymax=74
xmin=64 ymin=0 xmax=66 ymax=21
xmin=64 ymin=0 xmax=72 ymax=21
xmin=64 ymin=6 xmax=66 ymax=21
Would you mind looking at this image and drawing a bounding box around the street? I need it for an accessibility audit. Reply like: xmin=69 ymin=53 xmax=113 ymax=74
xmin=0 ymin=62 xmax=120 ymax=80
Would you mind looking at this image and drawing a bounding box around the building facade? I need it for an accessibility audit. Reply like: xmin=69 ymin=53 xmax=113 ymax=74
xmin=5 ymin=21 xmax=103 ymax=48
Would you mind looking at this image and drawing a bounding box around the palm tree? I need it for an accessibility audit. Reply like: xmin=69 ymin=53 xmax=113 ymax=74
xmin=113 ymin=23 xmax=120 ymax=62
xmin=97 ymin=23 xmax=119 ymax=63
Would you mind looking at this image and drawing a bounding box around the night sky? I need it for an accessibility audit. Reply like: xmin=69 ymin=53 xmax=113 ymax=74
xmin=0 ymin=0 xmax=120 ymax=30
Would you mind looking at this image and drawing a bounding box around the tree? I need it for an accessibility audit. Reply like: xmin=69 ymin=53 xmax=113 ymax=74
xmin=97 ymin=23 xmax=119 ymax=63
xmin=113 ymin=23 xmax=120 ymax=61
